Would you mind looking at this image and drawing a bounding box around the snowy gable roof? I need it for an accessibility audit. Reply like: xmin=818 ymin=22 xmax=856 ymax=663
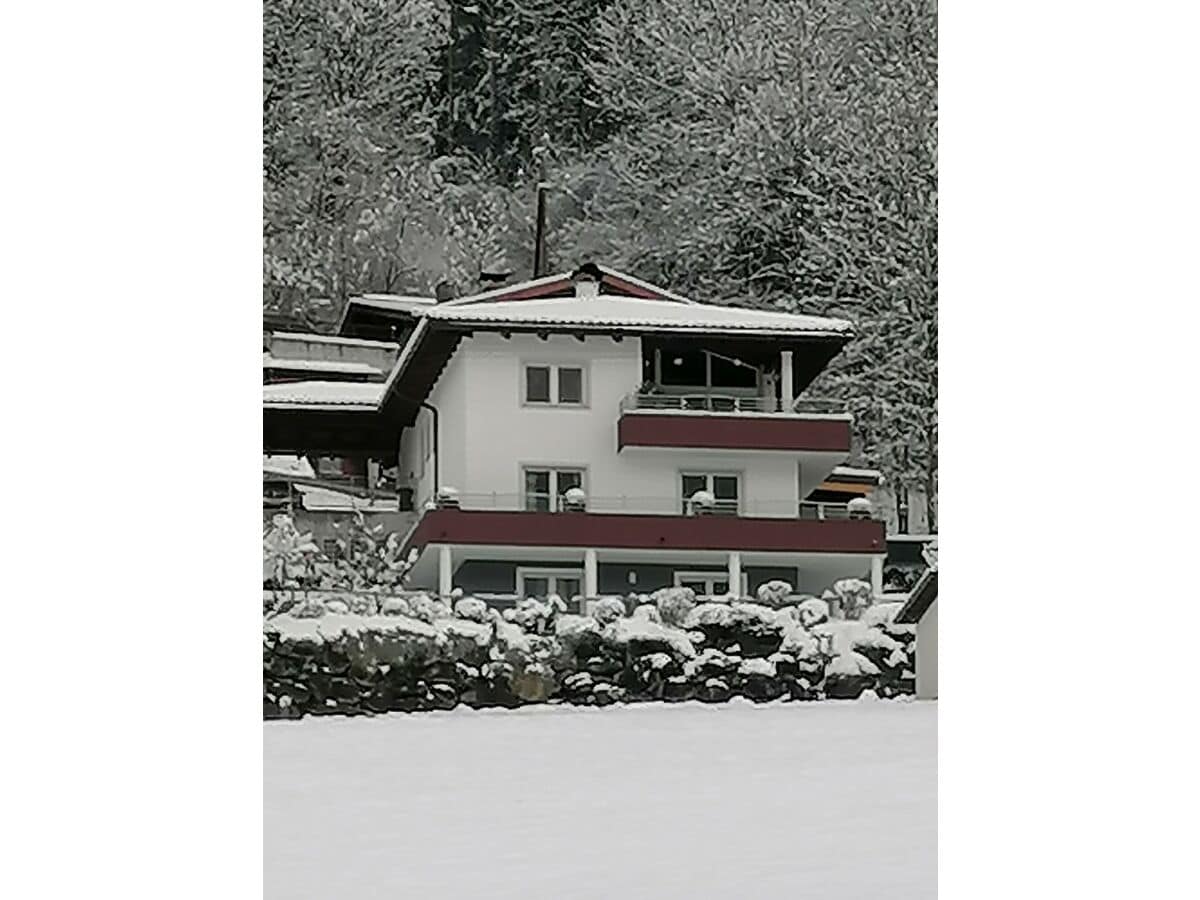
xmin=262 ymin=380 xmax=384 ymax=408
xmin=422 ymin=293 xmax=853 ymax=336
xmin=443 ymin=264 xmax=695 ymax=307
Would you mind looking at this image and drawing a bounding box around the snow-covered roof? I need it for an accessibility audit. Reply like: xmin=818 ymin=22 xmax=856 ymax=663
xmin=262 ymin=353 xmax=384 ymax=377
xmin=895 ymin=569 xmax=938 ymax=624
xmin=443 ymin=264 xmax=696 ymax=307
xmin=263 ymin=455 xmax=315 ymax=478
xmin=354 ymin=294 xmax=437 ymax=311
xmin=263 ymin=381 xmax=384 ymax=408
xmin=268 ymin=332 xmax=400 ymax=350
xmin=296 ymin=485 xmax=399 ymax=512
xmin=421 ymin=294 xmax=853 ymax=336
xmin=830 ymin=466 xmax=884 ymax=484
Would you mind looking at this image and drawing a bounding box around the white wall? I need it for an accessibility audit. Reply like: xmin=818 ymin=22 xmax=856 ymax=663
xmin=398 ymin=343 xmax=470 ymax=506
xmin=916 ymin=598 xmax=938 ymax=699
xmin=404 ymin=332 xmax=848 ymax=515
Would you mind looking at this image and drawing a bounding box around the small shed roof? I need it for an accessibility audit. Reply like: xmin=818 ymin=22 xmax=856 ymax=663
xmin=262 ymin=380 xmax=384 ymax=409
xmin=894 ymin=569 xmax=938 ymax=624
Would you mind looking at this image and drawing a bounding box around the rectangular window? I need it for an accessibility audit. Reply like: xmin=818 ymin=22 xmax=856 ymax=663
xmin=523 ymin=467 xmax=585 ymax=512
xmin=525 ymin=365 xmax=551 ymax=403
xmin=557 ymin=367 xmax=583 ymax=404
xmin=674 ymin=571 xmax=743 ymax=597
xmin=517 ymin=567 xmax=585 ymax=600
xmin=523 ymin=364 xmax=586 ymax=406
xmin=680 ymin=472 xmax=741 ymax=515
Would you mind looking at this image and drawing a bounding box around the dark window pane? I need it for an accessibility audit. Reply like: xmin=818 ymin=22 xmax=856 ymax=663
xmin=557 ymin=577 xmax=581 ymax=599
xmin=680 ymin=580 xmax=707 ymax=594
xmin=526 ymin=366 xmax=550 ymax=402
xmin=712 ymin=476 xmax=739 ymax=500
xmin=713 ymin=580 xmax=730 ymax=595
xmin=660 ymin=349 xmax=707 ymax=386
xmin=558 ymin=367 xmax=583 ymax=404
xmin=523 ymin=577 xmax=549 ymax=598
xmin=711 ymin=354 xmax=758 ymax=388
xmin=525 ymin=469 xmax=550 ymax=511
xmin=556 ymin=470 xmax=583 ymax=493
xmin=681 ymin=474 xmax=707 ymax=496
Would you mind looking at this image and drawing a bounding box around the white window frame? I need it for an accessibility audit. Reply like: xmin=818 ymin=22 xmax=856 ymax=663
xmin=522 ymin=465 xmax=587 ymax=512
xmin=679 ymin=471 xmax=742 ymax=515
xmin=673 ymin=570 xmax=748 ymax=597
xmin=522 ymin=362 xmax=589 ymax=407
xmin=516 ymin=567 xmax=586 ymax=599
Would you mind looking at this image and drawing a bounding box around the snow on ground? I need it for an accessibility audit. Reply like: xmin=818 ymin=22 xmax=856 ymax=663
xmin=265 ymin=700 xmax=935 ymax=899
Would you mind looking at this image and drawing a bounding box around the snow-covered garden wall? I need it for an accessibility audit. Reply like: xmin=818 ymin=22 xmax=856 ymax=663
xmin=263 ymin=582 xmax=915 ymax=719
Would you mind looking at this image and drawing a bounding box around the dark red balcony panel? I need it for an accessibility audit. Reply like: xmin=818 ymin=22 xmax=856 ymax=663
xmin=407 ymin=509 xmax=884 ymax=555
xmin=617 ymin=412 xmax=851 ymax=452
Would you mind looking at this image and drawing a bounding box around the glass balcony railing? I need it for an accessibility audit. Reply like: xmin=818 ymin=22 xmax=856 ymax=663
xmin=619 ymin=390 xmax=845 ymax=415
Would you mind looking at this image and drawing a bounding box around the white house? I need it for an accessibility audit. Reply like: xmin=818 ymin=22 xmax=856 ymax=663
xmin=263 ymin=263 xmax=889 ymax=604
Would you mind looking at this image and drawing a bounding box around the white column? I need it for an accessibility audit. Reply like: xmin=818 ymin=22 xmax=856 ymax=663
xmin=583 ymin=549 xmax=598 ymax=613
xmin=870 ymin=555 xmax=884 ymax=598
xmin=727 ymin=551 xmax=742 ymax=598
xmin=780 ymin=350 xmax=794 ymax=412
xmin=438 ymin=545 xmax=453 ymax=598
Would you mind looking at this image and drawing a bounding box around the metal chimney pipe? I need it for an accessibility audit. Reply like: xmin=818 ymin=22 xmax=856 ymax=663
xmin=532 ymin=182 xmax=549 ymax=277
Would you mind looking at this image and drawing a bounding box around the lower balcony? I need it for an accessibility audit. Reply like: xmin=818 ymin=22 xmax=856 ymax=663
xmin=404 ymin=501 xmax=885 ymax=556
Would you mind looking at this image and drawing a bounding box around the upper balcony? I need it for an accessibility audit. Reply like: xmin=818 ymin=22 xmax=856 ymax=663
xmin=617 ymin=390 xmax=852 ymax=453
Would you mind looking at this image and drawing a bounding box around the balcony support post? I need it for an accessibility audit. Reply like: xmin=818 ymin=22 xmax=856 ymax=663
xmin=780 ymin=350 xmax=794 ymax=412
xmin=870 ymin=555 xmax=884 ymax=598
xmin=583 ymin=548 xmax=598 ymax=609
xmin=727 ymin=551 xmax=743 ymax=599
xmin=438 ymin=544 xmax=453 ymax=598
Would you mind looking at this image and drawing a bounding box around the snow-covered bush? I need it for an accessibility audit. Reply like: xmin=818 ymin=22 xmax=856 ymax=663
xmin=262 ymin=511 xmax=416 ymax=594
xmin=631 ymin=603 xmax=662 ymax=624
xmin=504 ymin=595 xmax=565 ymax=633
xmin=290 ymin=596 xmax=327 ymax=619
xmin=454 ymin=597 xmax=491 ymax=624
xmin=262 ymin=514 xmax=321 ymax=588
xmin=380 ymin=595 xmax=409 ymax=616
xmin=405 ymin=593 xmax=451 ymax=624
xmin=591 ymin=596 xmax=626 ymax=625
xmin=796 ymin=597 xmax=830 ymax=628
xmin=829 ymin=578 xmax=873 ymax=620
xmin=755 ymin=580 xmax=793 ymax=607
xmin=651 ymin=586 xmax=696 ymax=626
xmin=264 ymin=577 xmax=916 ymax=719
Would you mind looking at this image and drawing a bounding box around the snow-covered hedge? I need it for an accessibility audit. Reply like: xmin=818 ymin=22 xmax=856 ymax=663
xmin=263 ymin=581 xmax=915 ymax=719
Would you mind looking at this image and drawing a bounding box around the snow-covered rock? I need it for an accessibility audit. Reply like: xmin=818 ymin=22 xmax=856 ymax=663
xmin=738 ymin=657 xmax=777 ymax=678
xmin=604 ymin=617 xmax=697 ymax=659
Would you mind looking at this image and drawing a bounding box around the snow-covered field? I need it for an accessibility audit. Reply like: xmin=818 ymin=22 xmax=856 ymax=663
xmin=265 ymin=699 xmax=936 ymax=899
